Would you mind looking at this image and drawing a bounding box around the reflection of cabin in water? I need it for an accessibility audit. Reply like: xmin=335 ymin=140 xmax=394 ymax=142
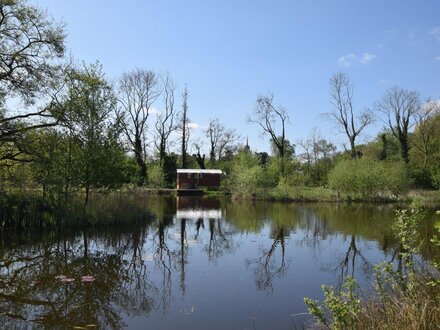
xmin=176 ymin=196 xmax=222 ymax=220
xmin=176 ymin=169 xmax=223 ymax=190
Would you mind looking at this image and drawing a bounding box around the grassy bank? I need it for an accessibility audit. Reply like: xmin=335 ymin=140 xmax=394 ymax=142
xmin=228 ymin=186 xmax=440 ymax=205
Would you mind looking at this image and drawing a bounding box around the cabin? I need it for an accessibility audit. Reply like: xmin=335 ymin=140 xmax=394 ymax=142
xmin=176 ymin=169 xmax=223 ymax=190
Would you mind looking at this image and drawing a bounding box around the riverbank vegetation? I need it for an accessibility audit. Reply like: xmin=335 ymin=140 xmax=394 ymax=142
xmin=305 ymin=201 xmax=440 ymax=329
xmin=0 ymin=1 xmax=439 ymax=230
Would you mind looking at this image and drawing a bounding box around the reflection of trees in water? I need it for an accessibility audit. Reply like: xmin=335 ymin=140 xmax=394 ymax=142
xmin=296 ymin=208 xmax=325 ymax=257
xmin=239 ymin=203 xmax=400 ymax=292
xmin=153 ymin=217 xmax=173 ymax=312
xmin=2 ymin=198 xmax=435 ymax=328
xmin=205 ymin=218 xmax=232 ymax=261
xmin=294 ymin=208 xmax=374 ymax=288
xmin=1 ymin=240 xmax=123 ymax=328
xmin=170 ymin=216 xmax=236 ymax=294
xmin=178 ymin=218 xmax=187 ymax=295
xmin=335 ymin=235 xmax=372 ymax=288
xmin=247 ymin=226 xmax=288 ymax=292
xmin=0 ymin=224 xmax=171 ymax=329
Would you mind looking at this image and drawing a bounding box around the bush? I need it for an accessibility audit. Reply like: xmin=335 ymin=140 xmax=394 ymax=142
xmin=147 ymin=164 xmax=165 ymax=188
xmin=328 ymin=158 xmax=410 ymax=199
xmin=224 ymin=151 xmax=274 ymax=198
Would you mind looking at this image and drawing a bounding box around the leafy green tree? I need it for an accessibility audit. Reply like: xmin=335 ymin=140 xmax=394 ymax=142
xmin=224 ymin=150 xmax=264 ymax=197
xmin=62 ymin=63 xmax=127 ymax=206
xmin=27 ymin=128 xmax=71 ymax=198
xmin=147 ymin=163 xmax=165 ymax=188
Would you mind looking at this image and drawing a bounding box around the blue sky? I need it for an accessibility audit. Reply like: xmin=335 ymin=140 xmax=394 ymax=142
xmin=33 ymin=0 xmax=440 ymax=154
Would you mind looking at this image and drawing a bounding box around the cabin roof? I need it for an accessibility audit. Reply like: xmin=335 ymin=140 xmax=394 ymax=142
xmin=177 ymin=169 xmax=223 ymax=174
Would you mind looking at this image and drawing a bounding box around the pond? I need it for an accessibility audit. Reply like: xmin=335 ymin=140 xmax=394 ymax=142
xmin=0 ymin=196 xmax=437 ymax=329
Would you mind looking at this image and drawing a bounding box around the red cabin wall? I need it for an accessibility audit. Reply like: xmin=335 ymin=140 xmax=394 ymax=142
xmin=177 ymin=173 xmax=221 ymax=189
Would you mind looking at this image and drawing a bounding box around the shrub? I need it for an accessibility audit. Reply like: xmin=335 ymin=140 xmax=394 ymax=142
xmin=148 ymin=164 xmax=165 ymax=188
xmin=304 ymin=277 xmax=360 ymax=330
xmin=328 ymin=158 xmax=409 ymax=199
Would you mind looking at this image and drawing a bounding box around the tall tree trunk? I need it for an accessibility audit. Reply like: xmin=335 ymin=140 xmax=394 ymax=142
xmin=350 ymin=137 xmax=357 ymax=159
xmin=135 ymin=137 xmax=147 ymax=185
xmin=181 ymin=86 xmax=189 ymax=169
xmin=400 ymin=135 xmax=410 ymax=164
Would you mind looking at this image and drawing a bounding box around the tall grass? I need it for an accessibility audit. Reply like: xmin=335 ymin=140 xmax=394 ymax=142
xmin=357 ymin=275 xmax=440 ymax=329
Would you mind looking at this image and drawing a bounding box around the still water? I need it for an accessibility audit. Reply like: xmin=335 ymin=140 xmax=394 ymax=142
xmin=0 ymin=196 xmax=437 ymax=329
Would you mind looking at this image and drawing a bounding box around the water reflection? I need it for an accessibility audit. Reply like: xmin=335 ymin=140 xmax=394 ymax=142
xmin=0 ymin=227 xmax=157 ymax=328
xmin=247 ymin=226 xmax=288 ymax=292
xmin=0 ymin=196 xmax=437 ymax=329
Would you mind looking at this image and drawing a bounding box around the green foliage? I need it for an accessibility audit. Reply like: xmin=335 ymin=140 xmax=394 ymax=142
xmin=410 ymin=112 xmax=440 ymax=188
xmin=162 ymin=153 xmax=178 ymax=187
xmin=432 ymin=167 xmax=440 ymax=190
xmin=224 ymin=150 xmax=266 ymax=198
xmin=393 ymin=199 xmax=424 ymax=255
xmin=304 ymin=277 xmax=360 ymax=330
xmin=60 ymin=63 xmax=127 ymax=203
xmin=328 ymin=158 xmax=410 ymax=199
xmin=148 ymin=163 xmax=165 ymax=188
xmin=263 ymin=157 xmax=282 ymax=187
xmin=382 ymin=161 xmax=411 ymax=197
xmin=361 ymin=131 xmax=401 ymax=162
xmin=429 ymin=211 xmax=440 ymax=287
xmin=270 ymin=138 xmax=295 ymax=159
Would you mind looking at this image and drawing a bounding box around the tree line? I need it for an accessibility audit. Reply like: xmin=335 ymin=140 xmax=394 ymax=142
xmin=1 ymin=0 xmax=439 ymax=207
xmin=0 ymin=1 xmax=242 ymax=202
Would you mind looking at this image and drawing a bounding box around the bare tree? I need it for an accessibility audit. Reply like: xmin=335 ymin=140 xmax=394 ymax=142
xmin=192 ymin=140 xmax=206 ymax=169
xmin=179 ymin=86 xmax=190 ymax=168
xmin=412 ymin=99 xmax=440 ymax=168
xmin=117 ymin=69 xmax=160 ymax=185
xmin=375 ymin=87 xmax=420 ymax=163
xmin=205 ymin=118 xmax=240 ymax=163
xmin=205 ymin=118 xmax=223 ymax=162
xmin=155 ymin=74 xmax=176 ymax=165
xmin=217 ymin=127 xmax=239 ymax=160
xmin=248 ymin=93 xmax=289 ymax=174
xmin=327 ymin=73 xmax=373 ymax=159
